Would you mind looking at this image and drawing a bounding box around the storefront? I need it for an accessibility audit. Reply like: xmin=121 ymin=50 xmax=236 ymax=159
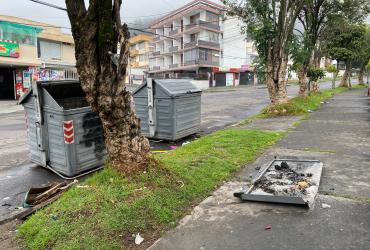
xmin=0 ymin=64 xmax=77 ymax=100
xmin=0 ymin=18 xmax=78 ymax=100
xmin=212 ymin=66 xmax=255 ymax=87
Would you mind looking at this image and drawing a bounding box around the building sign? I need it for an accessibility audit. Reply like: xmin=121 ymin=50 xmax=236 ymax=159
xmin=241 ymin=65 xmax=249 ymax=72
xmin=0 ymin=40 xmax=20 ymax=58
xmin=23 ymin=71 xmax=31 ymax=89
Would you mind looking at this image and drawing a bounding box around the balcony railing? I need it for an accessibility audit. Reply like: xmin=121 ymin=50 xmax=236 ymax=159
xmin=198 ymin=40 xmax=220 ymax=48
xmin=169 ymin=29 xmax=179 ymax=36
xmin=152 ymin=51 xmax=161 ymax=56
xmin=184 ymin=41 xmax=197 ymax=49
xmin=169 ymin=63 xmax=179 ymax=69
xmin=185 ymin=20 xmax=220 ymax=31
xmin=184 ymin=40 xmax=220 ymax=49
xmin=151 ymin=66 xmax=160 ymax=71
xmin=184 ymin=59 xmax=219 ymax=66
xmin=153 ymin=36 xmax=161 ymax=42
xmin=169 ymin=46 xmax=178 ymax=52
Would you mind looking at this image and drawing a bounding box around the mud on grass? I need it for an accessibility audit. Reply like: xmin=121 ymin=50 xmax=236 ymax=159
xmin=17 ymin=129 xmax=282 ymax=249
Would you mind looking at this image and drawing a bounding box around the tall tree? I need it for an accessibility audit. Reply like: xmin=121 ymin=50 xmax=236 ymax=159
xmin=223 ymin=0 xmax=306 ymax=104
xmin=356 ymin=26 xmax=370 ymax=85
xmin=292 ymin=0 xmax=335 ymax=97
xmin=322 ymin=0 xmax=369 ymax=87
xmin=324 ymin=23 xmax=367 ymax=87
xmin=65 ymin=0 xmax=150 ymax=172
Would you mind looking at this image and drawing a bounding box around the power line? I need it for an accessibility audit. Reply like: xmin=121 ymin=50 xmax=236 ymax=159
xmin=28 ymin=0 xmax=67 ymax=11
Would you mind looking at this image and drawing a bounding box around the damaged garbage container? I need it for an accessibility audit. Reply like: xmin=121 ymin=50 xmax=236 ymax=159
xmin=133 ymin=78 xmax=202 ymax=141
xmin=19 ymin=80 xmax=106 ymax=178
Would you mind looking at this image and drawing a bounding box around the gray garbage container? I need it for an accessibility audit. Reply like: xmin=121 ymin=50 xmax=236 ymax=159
xmin=19 ymin=80 xmax=106 ymax=177
xmin=133 ymin=78 xmax=202 ymax=141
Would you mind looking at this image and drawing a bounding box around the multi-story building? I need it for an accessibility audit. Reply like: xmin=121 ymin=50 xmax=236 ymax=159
xmin=149 ymin=0 xmax=224 ymax=80
xmin=0 ymin=15 xmax=77 ymax=100
xmin=148 ymin=0 xmax=258 ymax=87
xmin=127 ymin=34 xmax=153 ymax=84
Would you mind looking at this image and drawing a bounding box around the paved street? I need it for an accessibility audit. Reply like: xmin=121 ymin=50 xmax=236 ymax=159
xmin=0 ymin=81 xmax=334 ymax=220
xmin=150 ymin=88 xmax=370 ymax=250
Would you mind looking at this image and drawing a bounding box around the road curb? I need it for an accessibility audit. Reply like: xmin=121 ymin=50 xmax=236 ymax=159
xmin=0 ymin=208 xmax=30 ymax=226
xmin=0 ymin=163 xmax=39 ymax=225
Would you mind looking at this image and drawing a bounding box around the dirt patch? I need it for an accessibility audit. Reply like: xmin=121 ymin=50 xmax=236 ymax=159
xmin=0 ymin=220 xmax=20 ymax=250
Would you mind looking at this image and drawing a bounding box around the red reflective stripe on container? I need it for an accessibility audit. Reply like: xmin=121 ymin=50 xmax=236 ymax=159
xmin=63 ymin=121 xmax=73 ymax=129
xmin=64 ymin=136 xmax=74 ymax=144
xmin=63 ymin=121 xmax=74 ymax=144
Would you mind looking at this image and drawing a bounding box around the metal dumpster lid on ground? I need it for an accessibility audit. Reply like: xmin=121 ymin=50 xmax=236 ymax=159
xmin=132 ymin=79 xmax=202 ymax=97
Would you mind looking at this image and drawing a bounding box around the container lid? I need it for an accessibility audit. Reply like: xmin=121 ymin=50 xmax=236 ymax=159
xmin=132 ymin=79 xmax=202 ymax=97
xmin=18 ymin=80 xmax=83 ymax=107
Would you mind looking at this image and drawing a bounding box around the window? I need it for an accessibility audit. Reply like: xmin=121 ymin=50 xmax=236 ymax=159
xmin=190 ymin=33 xmax=199 ymax=42
xmin=207 ymin=32 xmax=219 ymax=42
xmin=199 ymin=48 xmax=208 ymax=62
xmin=37 ymin=39 xmax=61 ymax=60
xmin=206 ymin=11 xmax=219 ymax=24
xmin=184 ymin=49 xmax=197 ymax=62
xmin=190 ymin=13 xmax=200 ymax=24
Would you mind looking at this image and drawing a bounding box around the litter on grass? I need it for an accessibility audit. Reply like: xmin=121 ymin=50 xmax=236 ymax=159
xmin=24 ymin=180 xmax=77 ymax=207
xmin=135 ymin=233 xmax=144 ymax=245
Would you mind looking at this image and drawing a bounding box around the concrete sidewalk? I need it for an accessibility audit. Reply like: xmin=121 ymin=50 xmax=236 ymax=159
xmin=0 ymin=101 xmax=23 ymax=115
xmin=150 ymin=88 xmax=370 ymax=250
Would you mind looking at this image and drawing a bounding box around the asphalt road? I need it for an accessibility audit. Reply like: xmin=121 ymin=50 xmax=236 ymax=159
xmin=0 ymin=82 xmax=335 ymax=220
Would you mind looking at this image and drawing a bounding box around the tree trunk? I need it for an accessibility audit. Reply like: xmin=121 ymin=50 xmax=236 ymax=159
xmin=311 ymin=49 xmax=321 ymax=93
xmin=298 ymin=65 xmax=308 ymax=97
xmin=340 ymin=60 xmax=351 ymax=88
xmin=66 ymin=0 xmax=150 ymax=173
xmin=266 ymin=55 xmax=289 ymax=104
xmin=101 ymin=90 xmax=150 ymax=170
xmin=332 ymin=72 xmax=336 ymax=89
xmin=263 ymin=0 xmax=306 ymax=105
xmin=358 ymin=64 xmax=365 ymax=85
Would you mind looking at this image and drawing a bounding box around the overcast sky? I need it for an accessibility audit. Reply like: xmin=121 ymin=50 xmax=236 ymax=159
xmin=1 ymin=0 xmax=368 ymax=32
xmin=0 ymin=0 xmax=222 ymax=32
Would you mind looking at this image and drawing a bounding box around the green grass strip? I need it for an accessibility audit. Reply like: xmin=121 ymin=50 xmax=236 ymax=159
xmin=259 ymin=85 xmax=367 ymax=118
xmin=17 ymin=129 xmax=282 ymax=249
